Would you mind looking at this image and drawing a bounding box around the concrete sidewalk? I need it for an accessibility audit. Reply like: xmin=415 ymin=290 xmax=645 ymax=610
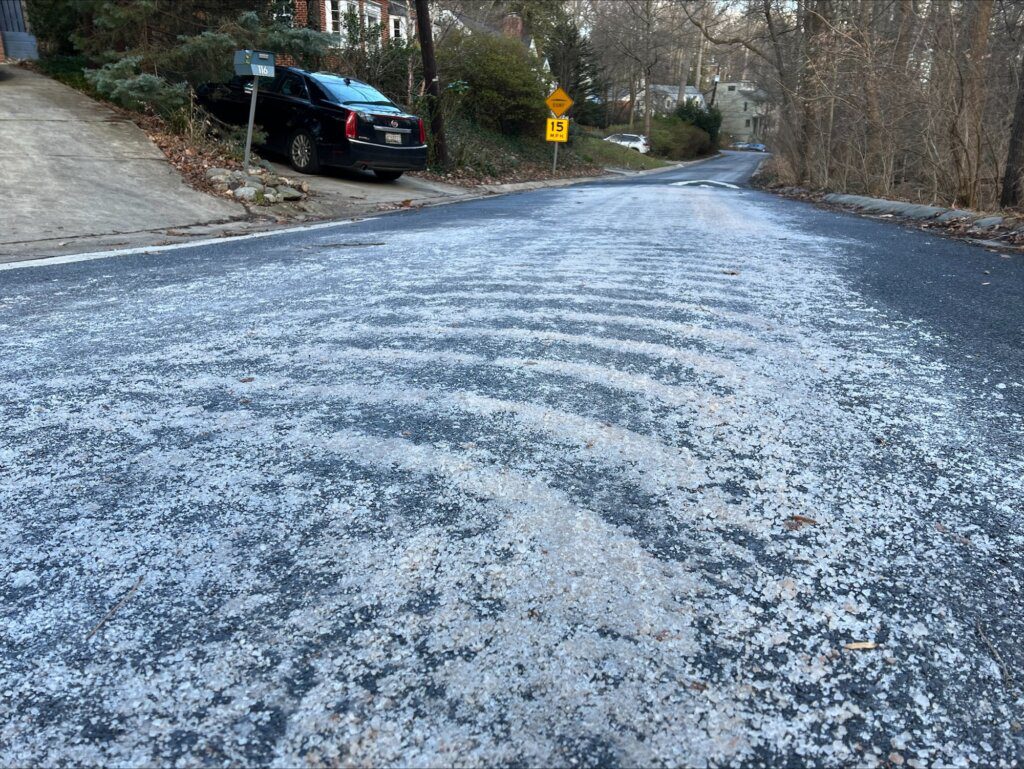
xmin=0 ymin=64 xmax=245 ymax=259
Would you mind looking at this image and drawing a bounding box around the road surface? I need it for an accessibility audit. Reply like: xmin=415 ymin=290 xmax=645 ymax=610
xmin=2 ymin=152 xmax=1023 ymax=767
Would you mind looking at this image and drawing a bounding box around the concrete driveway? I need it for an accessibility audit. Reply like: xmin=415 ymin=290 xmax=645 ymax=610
xmin=265 ymin=160 xmax=471 ymax=213
xmin=0 ymin=65 xmax=244 ymax=258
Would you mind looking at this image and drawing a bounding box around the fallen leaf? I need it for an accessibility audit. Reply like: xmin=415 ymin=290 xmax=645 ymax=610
xmin=843 ymin=641 xmax=878 ymax=650
xmin=689 ymin=681 xmax=708 ymax=692
xmin=783 ymin=514 xmax=819 ymax=530
xmin=239 ymin=377 xmax=255 ymax=383
xmin=400 ymin=199 xmax=414 ymax=207
xmin=722 ymin=269 xmax=740 ymax=276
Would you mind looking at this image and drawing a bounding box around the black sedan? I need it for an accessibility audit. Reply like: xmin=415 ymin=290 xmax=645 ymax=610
xmin=198 ymin=66 xmax=427 ymax=180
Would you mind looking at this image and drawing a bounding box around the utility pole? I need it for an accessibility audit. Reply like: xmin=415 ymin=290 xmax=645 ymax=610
xmin=414 ymin=0 xmax=447 ymax=168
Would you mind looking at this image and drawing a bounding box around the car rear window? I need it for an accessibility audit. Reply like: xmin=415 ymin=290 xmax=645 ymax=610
xmin=312 ymin=75 xmax=392 ymax=106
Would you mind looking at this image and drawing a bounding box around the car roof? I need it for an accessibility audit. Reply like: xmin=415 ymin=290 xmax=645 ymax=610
xmin=277 ymin=66 xmax=369 ymax=87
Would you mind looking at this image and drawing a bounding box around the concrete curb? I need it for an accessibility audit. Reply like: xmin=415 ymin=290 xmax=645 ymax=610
xmin=813 ymin=192 xmax=1024 ymax=250
xmin=821 ymin=193 xmax=1019 ymax=235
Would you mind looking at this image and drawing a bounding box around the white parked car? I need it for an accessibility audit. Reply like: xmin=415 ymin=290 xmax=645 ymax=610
xmin=604 ymin=133 xmax=650 ymax=154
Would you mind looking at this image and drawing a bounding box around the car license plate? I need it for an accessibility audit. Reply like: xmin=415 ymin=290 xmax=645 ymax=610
xmin=385 ymin=133 xmax=401 ymax=145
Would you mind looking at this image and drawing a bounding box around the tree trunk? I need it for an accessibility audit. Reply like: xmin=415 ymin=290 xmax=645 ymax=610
xmin=860 ymin=0 xmax=884 ymax=195
xmin=676 ymin=49 xmax=690 ymax=105
xmin=644 ymin=69 xmax=653 ymax=138
xmin=798 ymin=0 xmax=825 ymax=186
xmin=1001 ymin=55 xmax=1024 ymax=208
xmin=414 ymin=0 xmax=447 ymax=168
xmin=628 ymin=75 xmax=637 ymax=129
xmin=955 ymin=0 xmax=994 ymax=208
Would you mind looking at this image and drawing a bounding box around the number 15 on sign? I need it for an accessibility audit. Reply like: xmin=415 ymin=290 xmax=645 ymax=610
xmin=546 ymin=118 xmax=568 ymax=143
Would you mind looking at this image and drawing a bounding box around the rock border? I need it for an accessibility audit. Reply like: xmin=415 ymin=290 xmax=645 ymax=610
xmin=205 ymin=165 xmax=309 ymax=207
xmin=806 ymin=190 xmax=1023 ymax=249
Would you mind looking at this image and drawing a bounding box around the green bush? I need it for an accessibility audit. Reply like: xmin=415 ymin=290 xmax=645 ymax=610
xmin=645 ymin=117 xmax=712 ymax=160
xmin=163 ymin=12 xmax=334 ymax=86
xmin=34 ymin=55 xmax=96 ymax=94
xmin=674 ymin=100 xmax=722 ymax=147
xmin=436 ymin=30 xmax=547 ymax=133
xmin=24 ymin=0 xmax=89 ymax=55
xmin=573 ymin=135 xmax=667 ymax=171
xmin=84 ymin=57 xmax=188 ymax=117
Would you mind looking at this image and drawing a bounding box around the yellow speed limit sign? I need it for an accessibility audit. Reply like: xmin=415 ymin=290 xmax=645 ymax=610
xmin=546 ymin=118 xmax=568 ymax=143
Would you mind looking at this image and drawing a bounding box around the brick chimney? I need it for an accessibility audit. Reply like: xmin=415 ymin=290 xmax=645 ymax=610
xmin=500 ymin=12 xmax=523 ymax=40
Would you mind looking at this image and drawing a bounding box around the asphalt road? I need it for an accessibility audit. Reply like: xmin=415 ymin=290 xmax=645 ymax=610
xmin=2 ymin=151 xmax=1023 ymax=767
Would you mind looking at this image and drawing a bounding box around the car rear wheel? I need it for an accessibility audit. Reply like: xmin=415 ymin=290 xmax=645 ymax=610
xmin=373 ymin=170 xmax=404 ymax=181
xmin=288 ymin=130 xmax=319 ymax=174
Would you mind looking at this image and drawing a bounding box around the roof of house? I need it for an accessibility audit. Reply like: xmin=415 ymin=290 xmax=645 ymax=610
xmin=647 ymin=84 xmax=704 ymax=99
xmin=612 ymin=85 xmax=705 ymax=102
xmin=719 ymin=82 xmax=769 ymax=99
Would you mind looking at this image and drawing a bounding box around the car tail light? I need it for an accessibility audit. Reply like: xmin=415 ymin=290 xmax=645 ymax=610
xmin=418 ymin=118 xmax=426 ymax=145
xmin=345 ymin=111 xmax=358 ymax=139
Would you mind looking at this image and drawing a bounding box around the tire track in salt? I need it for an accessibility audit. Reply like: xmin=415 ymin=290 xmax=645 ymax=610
xmin=318 ymin=323 xmax=760 ymax=385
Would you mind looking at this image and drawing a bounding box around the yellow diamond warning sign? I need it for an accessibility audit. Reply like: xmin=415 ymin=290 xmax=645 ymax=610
xmin=545 ymin=87 xmax=574 ymax=117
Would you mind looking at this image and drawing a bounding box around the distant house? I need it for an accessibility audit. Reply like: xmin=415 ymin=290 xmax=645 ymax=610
xmin=715 ymin=81 xmax=770 ymax=142
xmin=435 ymin=8 xmax=544 ymax=61
xmin=636 ymin=84 xmax=707 ymax=115
xmin=291 ymin=0 xmax=412 ymax=44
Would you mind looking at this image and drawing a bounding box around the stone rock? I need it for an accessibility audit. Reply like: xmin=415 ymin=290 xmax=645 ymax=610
xmin=935 ymin=209 xmax=973 ymax=223
xmin=257 ymin=159 xmax=275 ymax=172
xmin=970 ymin=215 xmax=1004 ymax=230
xmin=234 ymin=186 xmax=260 ymax=201
xmin=901 ymin=204 xmax=946 ymax=220
xmin=299 ymin=182 xmax=310 ymax=194
xmin=276 ymin=186 xmax=303 ymax=201
xmin=206 ymin=167 xmax=232 ymax=180
xmin=263 ymin=193 xmax=278 ymax=205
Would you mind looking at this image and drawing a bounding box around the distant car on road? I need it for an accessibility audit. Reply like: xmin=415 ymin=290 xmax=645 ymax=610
xmin=604 ymin=133 xmax=650 ymax=154
xmin=730 ymin=141 xmax=768 ymax=152
xmin=198 ymin=66 xmax=426 ymax=180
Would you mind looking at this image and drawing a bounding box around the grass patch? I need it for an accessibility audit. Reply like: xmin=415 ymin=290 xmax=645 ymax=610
xmin=603 ymin=120 xmax=714 ymax=161
xmin=573 ymin=135 xmax=668 ymax=171
xmin=427 ymin=118 xmax=667 ymax=183
xmin=31 ymin=55 xmax=98 ymax=96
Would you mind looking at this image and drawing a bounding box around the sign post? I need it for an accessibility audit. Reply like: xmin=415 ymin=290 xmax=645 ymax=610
xmin=233 ymin=50 xmax=276 ymax=174
xmin=545 ymin=86 xmax=573 ymax=173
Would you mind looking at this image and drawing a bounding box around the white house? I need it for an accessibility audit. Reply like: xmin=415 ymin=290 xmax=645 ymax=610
xmin=636 ymin=84 xmax=707 ymax=115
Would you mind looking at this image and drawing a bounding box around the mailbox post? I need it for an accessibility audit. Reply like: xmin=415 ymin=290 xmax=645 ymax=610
xmin=233 ymin=50 xmax=276 ymax=174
